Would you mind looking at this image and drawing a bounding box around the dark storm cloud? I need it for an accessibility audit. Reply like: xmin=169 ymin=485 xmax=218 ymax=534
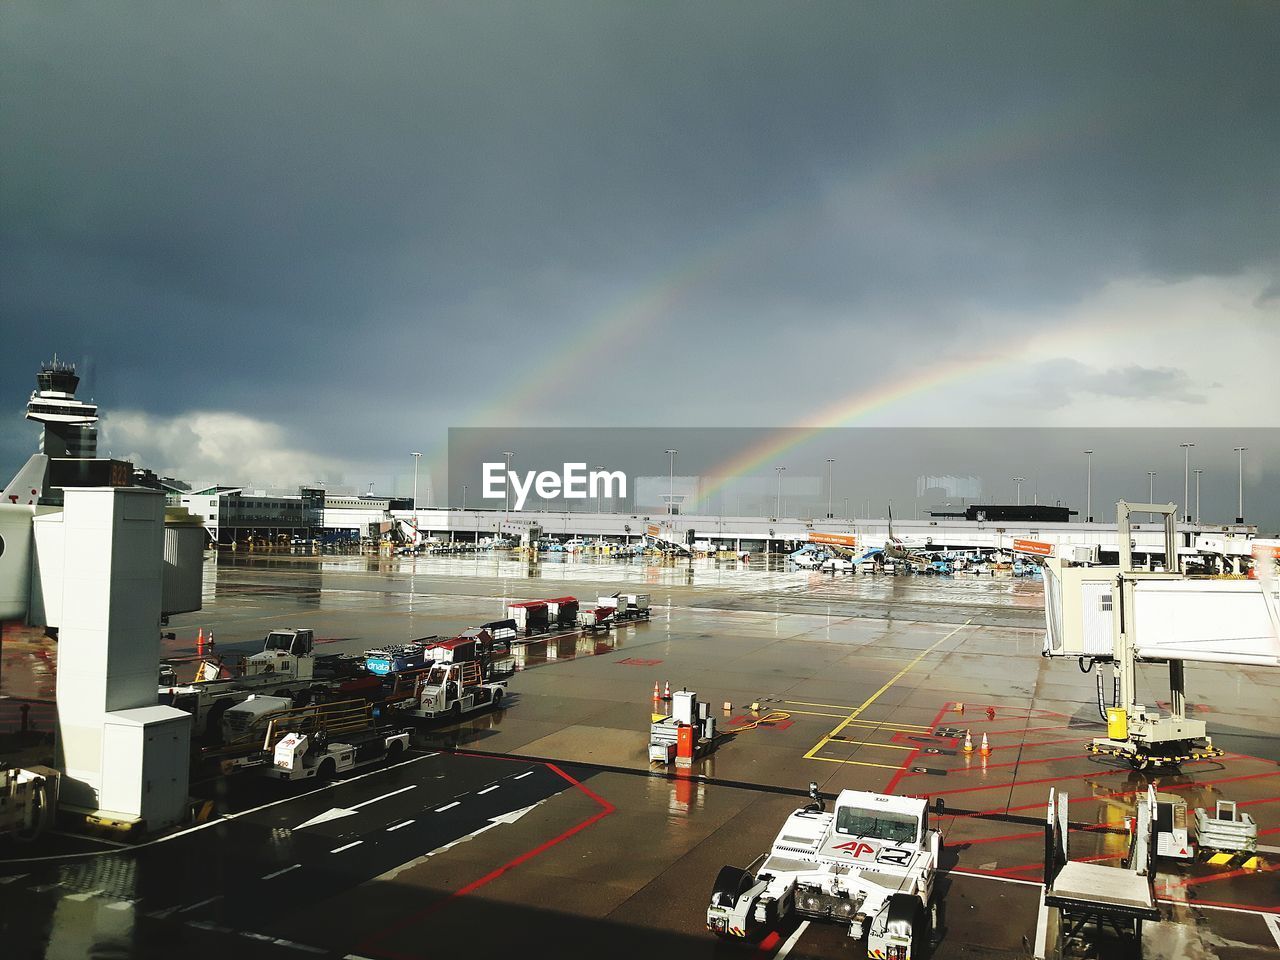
xmin=1 ymin=1 xmax=1277 ymax=473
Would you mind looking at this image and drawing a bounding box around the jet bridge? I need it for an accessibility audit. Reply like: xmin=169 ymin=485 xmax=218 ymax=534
xmin=1042 ymin=501 xmax=1280 ymax=768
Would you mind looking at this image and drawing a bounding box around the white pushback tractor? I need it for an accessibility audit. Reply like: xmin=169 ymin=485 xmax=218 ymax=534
xmin=708 ymin=786 xmax=940 ymax=958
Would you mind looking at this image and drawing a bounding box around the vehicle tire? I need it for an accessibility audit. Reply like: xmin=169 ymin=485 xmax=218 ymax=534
xmin=493 ymin=689 xmax=504 ymax=707
xmin=387 ymin=740 xmax=405 ymax=761
xmin=451 ymin=701 xmax=462 ymax=719
xmin=318 ymin=758 xmax=337 ymax=781
xmin=1134 ymin=755 xmax=1150 ymax=771
xmin=294 ymin=688 xmax=312 ymax=707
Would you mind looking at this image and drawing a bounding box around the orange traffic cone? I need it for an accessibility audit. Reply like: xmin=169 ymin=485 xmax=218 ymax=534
xmin=963 ymin=729 xmax=974 ymax=753
xmin=197 ymin=628 xmax=205 ymax=658
xmin=955 ymin=701 xmax=965 ymax=713
xmin=980 ymin=732 xmax=991 ymax=756
xmin=653 ymin=681 xmax=661 ymax=700
xmin=663 ymin=680 xmax=672 ymax=700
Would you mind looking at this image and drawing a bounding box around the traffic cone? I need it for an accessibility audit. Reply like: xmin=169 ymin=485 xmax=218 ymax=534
xmin=653 ymin=681 xmax=661 ymax=700
xmin=980 ymin=732 xmax=991 ymax=756
xmin=197 ymin=628 xmax=205 ymax=658
xmin=963 ymin=729 xmax=974 ymax=753
xmin=955 ymin=701 xmax=965 ymax=714
xmin=663 ymin=680 xmax=672 ymax=700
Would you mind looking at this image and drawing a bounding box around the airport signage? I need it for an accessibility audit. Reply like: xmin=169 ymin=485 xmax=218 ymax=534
xmin=647 ymin=523 xmax=661 ymax=537
xmin=482 ymin=462 xmax=627 ymax=511
xmin=1012 ymin=538 xmax=1054 ymax=557
xmin=809 ymin=532 xmax=857 ymax=547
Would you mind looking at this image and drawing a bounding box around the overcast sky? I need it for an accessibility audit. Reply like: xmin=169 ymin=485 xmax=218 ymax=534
xmin=2 ymin=2 xmax=1277 ymax=510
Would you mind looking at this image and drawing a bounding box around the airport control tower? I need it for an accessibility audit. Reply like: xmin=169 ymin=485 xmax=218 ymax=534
xmin=26 ymin=357 xmax=98 ymax=459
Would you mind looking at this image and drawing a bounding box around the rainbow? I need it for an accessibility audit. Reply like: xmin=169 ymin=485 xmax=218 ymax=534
xmin=421 ymin=100 xmax=1117 ymax=498
xmin=684 ymin=315 xmax=1112 ymax=511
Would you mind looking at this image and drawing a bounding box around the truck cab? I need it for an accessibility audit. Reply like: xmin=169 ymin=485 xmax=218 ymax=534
xmin=244 ymin=628 xmax=315 ymax=680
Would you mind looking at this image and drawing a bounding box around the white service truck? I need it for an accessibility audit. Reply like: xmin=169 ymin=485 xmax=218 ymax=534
xmin=707 ymin=787 xmax=940 ymax=959
xmin=162 ymin=628 xmax=324 ymax=740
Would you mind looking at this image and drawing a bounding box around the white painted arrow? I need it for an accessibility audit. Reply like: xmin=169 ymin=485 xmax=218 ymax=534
xmin=294 ymin=785 xmax=417 ymax=830
xmin=295 ymin=807 xmax=356 ymax=830
xmin=487 ymin=803 xmax=539 ymax=826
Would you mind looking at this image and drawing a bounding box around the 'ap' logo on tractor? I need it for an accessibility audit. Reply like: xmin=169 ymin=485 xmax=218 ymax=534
xmin=833 ymin=841 xmax=875 ymax=859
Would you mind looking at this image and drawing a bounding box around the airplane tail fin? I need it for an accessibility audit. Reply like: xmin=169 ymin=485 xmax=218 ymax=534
xmin=3 ymin=454 xmax=47 ymax=506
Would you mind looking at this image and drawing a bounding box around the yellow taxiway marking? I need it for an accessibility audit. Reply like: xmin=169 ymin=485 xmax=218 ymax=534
xmin=803 ymin=619 xmax=972 ymax=763
xmin=778 ymin=701 xmax=931 ymax=732
xmin=806 ymin=755 xmax=902 ymax=770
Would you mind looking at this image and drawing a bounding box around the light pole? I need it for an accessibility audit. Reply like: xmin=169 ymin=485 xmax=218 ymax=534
xmin=665 ymin=449 xmax=677 ymax=516
xmin=1234 ymin=446 xmax=1247 ymax=523
xmin=1013 ymin=476 xmax=1025 ymax=506
xmin=462 ymin=483 xmax=467 ymax=511
xmin=843 ymin=497 xmax=849 ymax=520
xmin=1083 ymin=450 xmax=1093 ymax=522
xmin=775 ymin=466 xmax=786 ymax=519
xmin=411 ymin=451 xmax=421 ymax=511
xmin=1193 ymin=469 xmax=1202 ymax=524
xmin=596 ymin=465 xmax=605 ymax=514
xmin=826 ymin=458 xmax=835 ymax=519
xmin=1147 ymin=471 xmax=1156 ymax=522
xmin=1180 ymin=442 xmax=1194 ymax=523
xmin=502 ymin=451 xmax=513 ymax=528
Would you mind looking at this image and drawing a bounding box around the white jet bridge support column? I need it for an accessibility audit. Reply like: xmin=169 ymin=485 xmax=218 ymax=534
xmin=52 ymin=487 xmax=191 ymax=830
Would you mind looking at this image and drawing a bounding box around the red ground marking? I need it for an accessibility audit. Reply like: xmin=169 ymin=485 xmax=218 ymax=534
xmin=1158 ymin=861 xmax=1280 ymax=891
xmin=1236 ymin=795 xmax=1280 ymax=808
xmin=1258 ymin=826 xmax=1280 ymax=836
xmin=992 ymin=852 xmax=1122 ymax=877
xmin=891 ymin=730 xmax=960 ymax=748
xmin=354 ymin=758 xmax=614 ymax=960
xmin=616 ymin=657 xmax=663 ymax=666
xmin=900 ymin=753 xmax=1090 ymax=782
xmin=952 ymin=822 xmax=1117 ymax=849
xmin=753 ymin=930 xmax=783 ymax=958
xmin=942 ymin=768 xmax=1280 ymax=822
xmin=885 ymin=703 xmax=954 ymax=794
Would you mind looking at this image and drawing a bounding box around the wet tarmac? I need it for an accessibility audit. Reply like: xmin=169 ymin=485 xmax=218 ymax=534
xmin=1 ymin=553 xmax=1276 ymax=959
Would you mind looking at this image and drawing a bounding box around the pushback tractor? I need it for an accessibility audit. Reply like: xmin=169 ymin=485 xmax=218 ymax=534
xmin=708 ymin=786 xmax=941 ymax=958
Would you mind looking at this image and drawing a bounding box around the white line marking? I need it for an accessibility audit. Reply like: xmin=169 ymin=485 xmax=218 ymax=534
xmin=29 ymin=882 xmax=64 ymax=894
xmin=0 ymin=752 xmax=441 ymax=865
xmin=477 ymin=785 xmax=499 ymax=795
xmin=350 ymin=784 xmax=417 ymax=810
xmin=330 ymin=840 xmax=363 ymax=853
xmin=179 ymin=894 xmax=222 ymax=913
xmin=344 ymin=954 xmax=380 ymax=960
xmin=272 ymin=939 xmax=327 ymax=953
xmin=65 ymin=888 xmax=105 ymax=902
xmin=775 ymin=920 xmax=810 ymax=960
xmin=262 ymin=863 xmax=301 ymax=880
xmin=241 ymin=931 xmax=274 ymax=941
xmin=1265 ymin=914 xmax=1280 ymax=949
xmin=105 ymin=900 xmax=135 ymax=911
xmin=0 ymin=874 xmax=29 ymax=885
xmin=435 ymin=801 xmax=460 ymax=812
xmin=186 ymin=920 xmax=233 ymax=933
xmin=387 ymin=820 xmax=415 ymax=832
xmin=513 ymin=771 xmax=534 ymax=780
